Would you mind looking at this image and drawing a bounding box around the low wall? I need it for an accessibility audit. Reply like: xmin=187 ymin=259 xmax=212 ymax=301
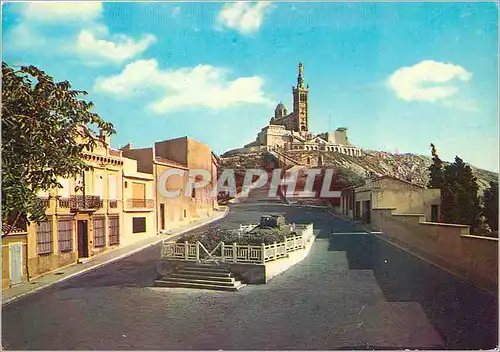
xmin=157 ymin=234 xmax=316 ymax=284
xmin=28 ymin=251 xmax=77 ymax=278
xmin=265 ymin=232 xmax=315 ymax=282
xmin=372 ymin=208 xmax=498 ymax=295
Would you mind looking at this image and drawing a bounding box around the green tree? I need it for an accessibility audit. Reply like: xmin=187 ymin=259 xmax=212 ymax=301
xmin=1 ymin=62 xmax=115 ymax=233
xmin=441 ymin=156 xmax=480 ymax=226
xmin=483 ymin=181 xmax=498 ymax=231
xmin=428 ymin=143 xmax=445 ymax=189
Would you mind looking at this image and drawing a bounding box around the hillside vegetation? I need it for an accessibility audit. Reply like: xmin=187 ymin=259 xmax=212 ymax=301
xmin=220 ymin=149 xmax=497 ymax=193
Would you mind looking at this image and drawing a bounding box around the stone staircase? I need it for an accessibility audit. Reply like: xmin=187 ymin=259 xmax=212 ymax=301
xmin=155 ymin=262 xmax=246 ymax=291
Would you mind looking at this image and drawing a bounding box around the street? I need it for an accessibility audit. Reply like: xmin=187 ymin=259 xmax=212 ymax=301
xmin=2 ymin=190 xmax=497 ymax=350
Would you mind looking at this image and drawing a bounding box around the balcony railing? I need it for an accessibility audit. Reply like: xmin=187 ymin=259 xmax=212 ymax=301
xmin=68 ymin=195 xmax=102 ymax=210
xmin=39 ymin=198 xmax=51 ymax=209
xmin=108 ymin=199 xmax=118 ymax=208
xmin=57 ymin=198 xmax=71 ymax=208
xmin=126 ymin=198 xmax=154 ymax=209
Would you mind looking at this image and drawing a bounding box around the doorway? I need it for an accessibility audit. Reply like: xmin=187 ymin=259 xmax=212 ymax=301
xmin=9 ymin=243 xmax=23 ymax=285
xmin=160 ymin=204 xmax=165 ymax=230
xmin=363 ymin=201 xmax=371 ymax=223
xmin=355 ymin=201 xmax=361 ymax=220
xmin=77 ymin=220 xmax=89 ymax=258
xmin=431 ymin=205 xmax=439 ymax=222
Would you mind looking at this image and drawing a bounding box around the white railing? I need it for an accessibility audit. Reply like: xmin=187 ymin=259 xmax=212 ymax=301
xmin=161 ymin=223 xmax=314 ymax=264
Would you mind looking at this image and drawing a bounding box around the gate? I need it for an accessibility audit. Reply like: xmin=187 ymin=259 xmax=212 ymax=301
xmin=198 ymin=241 xmax=222 ymax=264
xmin=9 ymin=243 xmax=23 ymax=285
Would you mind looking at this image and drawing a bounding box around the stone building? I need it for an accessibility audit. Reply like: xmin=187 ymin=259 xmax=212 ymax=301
xmin=240 ymin=62 xmax=362 ymax=157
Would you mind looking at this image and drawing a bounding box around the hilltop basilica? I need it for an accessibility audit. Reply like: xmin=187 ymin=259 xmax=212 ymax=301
xmin=232 ymin=62 xmax=362 ymax=157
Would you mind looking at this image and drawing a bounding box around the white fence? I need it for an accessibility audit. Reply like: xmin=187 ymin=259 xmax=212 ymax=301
xmin=161 ymin=223 xmax=314 ymax=264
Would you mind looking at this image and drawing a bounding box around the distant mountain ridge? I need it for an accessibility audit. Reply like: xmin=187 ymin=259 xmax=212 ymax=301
xmin=220 ymin=149 xmax=498 ymax=194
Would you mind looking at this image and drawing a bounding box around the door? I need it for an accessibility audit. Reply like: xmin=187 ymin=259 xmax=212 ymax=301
xmin=77 ymin=220 xmax=89 ymax=258
xmin=431 ymin=205 xmax=439 ymax=222
xmin=160 ymin=204 xmax=165 ymax=230
xmin=9 ymin=243 xmax=23 ymax=285
xmin=132 ymin=182 xmax=146 ymax=207
xmin=363 ymin=201 xmax=371 ymax=223
xmin=355 ymin=201 xmax=361 ymax=220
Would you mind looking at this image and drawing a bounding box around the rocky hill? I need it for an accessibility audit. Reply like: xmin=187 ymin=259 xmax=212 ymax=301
xmin=220 ymin=149 xmax=497 ymax=194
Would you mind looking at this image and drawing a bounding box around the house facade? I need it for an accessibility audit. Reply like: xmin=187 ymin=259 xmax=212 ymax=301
xmin=154 ymin=137 xmax=217 ymax=220
xmin=121 ymin=157 xmax=156 ymax=245
xmin=341 ymin=176 xmax=441 ymax=223
xmin=26 ymin=128 xmax=124 ymax=280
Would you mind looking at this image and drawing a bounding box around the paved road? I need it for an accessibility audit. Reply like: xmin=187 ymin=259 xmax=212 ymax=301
xmin=2 ymin=190 xmax=497 ymax=350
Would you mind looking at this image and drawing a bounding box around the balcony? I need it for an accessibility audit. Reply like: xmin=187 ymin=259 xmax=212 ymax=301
xmin=125 ymin=198 xmax=154 ymax=209
xmin=39 ymin=198 xmax=51 ymax=209
xmin=66 ymin=195 xmax=102 ymax=211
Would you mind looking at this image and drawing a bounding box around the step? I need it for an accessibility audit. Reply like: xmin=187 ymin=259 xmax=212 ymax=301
xmin=178 ymin=269 xmax=233 ymax=278
xmin=170 ymin=273 xmax=236 ymax=282
xmin=155 ymin=279 xmax=245 ymax=291
xmin=162 ymin=276 xmax=240 ymax=287
xmin=185 ymin=263 xmax=230 ymax=270
xmin=181 ymin=267 xmax=231 ymax=274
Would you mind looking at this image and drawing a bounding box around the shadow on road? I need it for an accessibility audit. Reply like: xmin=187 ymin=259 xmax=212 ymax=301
xmin=326 ymin=232 xmax=498 ymax=349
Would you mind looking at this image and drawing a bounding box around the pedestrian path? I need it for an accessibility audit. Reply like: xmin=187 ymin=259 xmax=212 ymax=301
xmin=1 ymin=208 xmax=228 ymax=306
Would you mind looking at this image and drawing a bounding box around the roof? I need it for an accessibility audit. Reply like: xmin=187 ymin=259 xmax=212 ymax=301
xmin=275 ymin=101 xmax=286 ymax=111
xmin=2 ymin=223 xmax=27 ymax=236
xmin=154 ymin=157 xmax=188 ymax=169
xmin=340 ymin=175 xmax=425 ymax=192
xmin=372 ymin=175 xmax=425 ymax=189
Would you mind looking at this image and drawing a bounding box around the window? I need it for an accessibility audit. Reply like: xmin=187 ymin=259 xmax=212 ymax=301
xmin=184 ymin=209 xmax=187 ymax=218
xmin=93 ymin=217 xmax=105 ymax=247
xmin=109 ymin=217 xmax=119 ymax=245
xmin=58 ymin=218 xmax=73 ymax=252
xmin=191 ymin=188 xmax=196 ymax=198
xmin=132 ymin=217 xmax=146 ymax=233
xmin=37 ymin=219 xmax=53 ymax=255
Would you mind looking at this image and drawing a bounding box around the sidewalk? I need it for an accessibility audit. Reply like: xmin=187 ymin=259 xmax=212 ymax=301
xmin=2 ymin=207 xmax=229 ymax=306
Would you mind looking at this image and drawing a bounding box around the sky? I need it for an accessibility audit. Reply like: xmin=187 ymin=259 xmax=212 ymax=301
xmin=2 ymin=1 xmax=499 ymax=172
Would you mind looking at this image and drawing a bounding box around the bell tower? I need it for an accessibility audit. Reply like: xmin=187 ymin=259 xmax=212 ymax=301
xmin=292 ymin=62 xmax=309 ymax=132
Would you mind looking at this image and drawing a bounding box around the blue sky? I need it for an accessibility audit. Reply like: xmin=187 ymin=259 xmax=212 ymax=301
xmin=2 ymin=1 xmax=499 ymax=172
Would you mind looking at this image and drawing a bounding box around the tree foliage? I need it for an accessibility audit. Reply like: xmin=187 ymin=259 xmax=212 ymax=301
xmin=483 ymin=181 xmax=498 ymax=231
xmin=428 ymin=144 xmax=480 ymax=227
xmin=1 ymin=62 xmax=115 ymax=231
xmin=428 ymin=143 xmax=445 ymax=189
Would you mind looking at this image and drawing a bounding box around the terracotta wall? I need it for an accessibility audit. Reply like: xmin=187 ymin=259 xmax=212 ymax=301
xmin=122 ymin=148 xmax=154 ymax=174
xmin=155 ymin=138 xmax=188 ymax=166
xmin=372 ymin=208 xmax=498 ymax=294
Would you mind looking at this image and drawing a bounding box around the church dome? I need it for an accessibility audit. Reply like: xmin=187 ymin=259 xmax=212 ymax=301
xmin=274 ymin=101 xmax=288 ymax=118
xmin=275 ymin=102 xmax=286 ymax=111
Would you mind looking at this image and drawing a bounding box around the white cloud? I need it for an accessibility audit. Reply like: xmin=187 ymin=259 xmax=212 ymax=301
xmin=94 ymin=59 xmax=272 ymax=113
xmin=388 ymin=60 xmax=472 ymax=102
xmin=217 ymin=2 xmax=273 ymax=34
xmin=5 ymin=2 xmax=156 ymax=65
xmin=76 ymin=30 xmax=157 ymax=64
xmin=21 ymin=2 xmax=103 ymax=23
